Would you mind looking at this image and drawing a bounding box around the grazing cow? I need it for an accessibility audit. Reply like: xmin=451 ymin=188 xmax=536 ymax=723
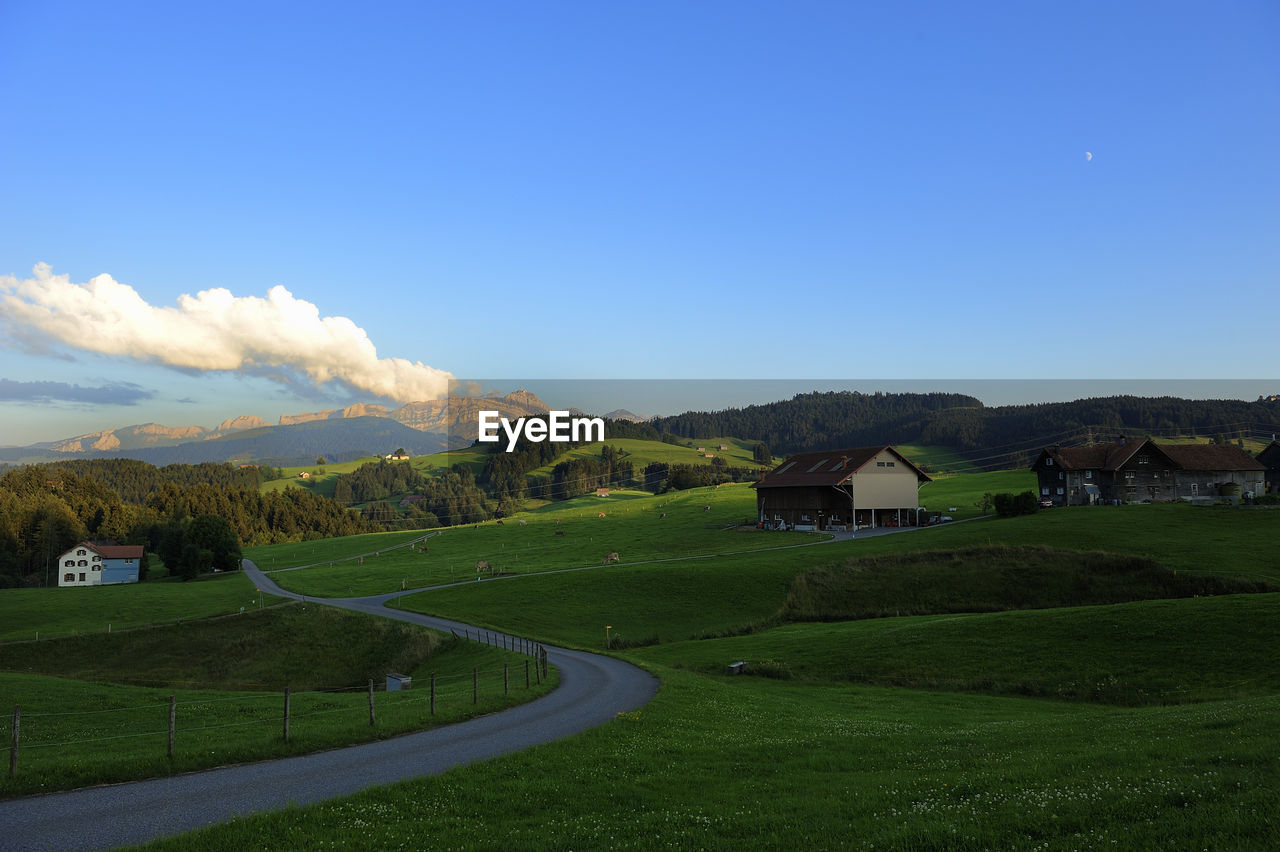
xmin=475 ymin=560 xmax=493 ymax=574
xmin=496 ymin=519 xmax=504 ymax=526
xmin=518 ymin=519 xmax=527 ymax=526
xmin=703 ymin=505 xmax=711 ymax=512
xmin=659 ymin=513 xmax=667 ymax=519
xmin=597 ymin=512 xmax=607 ymax=518
xmin=603 ymin=552 xmax=620 ymax=564
xmin=554 ymin=530 xmax=566 ymax=537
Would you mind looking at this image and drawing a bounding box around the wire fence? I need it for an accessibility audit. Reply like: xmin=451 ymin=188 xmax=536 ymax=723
xmin=2 ymin=635 xmax=551 ymax=780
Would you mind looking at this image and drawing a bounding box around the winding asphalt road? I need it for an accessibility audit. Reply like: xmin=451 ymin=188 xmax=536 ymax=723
xmin=0 ymin=562 xmax=658 ymax=852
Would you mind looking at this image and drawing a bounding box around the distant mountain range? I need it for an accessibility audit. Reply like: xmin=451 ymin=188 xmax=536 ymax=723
xmin=4 ymin=390 xmax=1277 ymax=470
xmin=0 ymin=391 xmax=551 ymax=466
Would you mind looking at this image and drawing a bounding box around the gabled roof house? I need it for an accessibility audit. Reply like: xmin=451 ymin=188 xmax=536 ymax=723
xmin=1257 ymin=441 xmax=1280 ymax=494
xmin=1031 ymin=438 xmax=1265 ymax=506
xmin=752 ymin=446 xmax=931 ymax=531
xmin=57 ymin=542 xmax=144 ymax=587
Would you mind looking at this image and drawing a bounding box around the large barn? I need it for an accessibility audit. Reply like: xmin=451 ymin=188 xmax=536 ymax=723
xmin=1030 ymin=439 xmax=1266 ymax=505
xmin=752 ymin=446 xmax=932 ymax=531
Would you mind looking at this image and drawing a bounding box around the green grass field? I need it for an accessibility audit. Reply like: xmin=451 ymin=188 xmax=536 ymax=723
xmin=916 ymin=468 xmax=1037 ymax=517
xmin=0 ymin=572 xmax=277 ymax=642
xmin=249 ymin=484 xmax=823 ymax=598
xmin=144 ymin=669 xmax=1280 ymax=851
xmin=894 ymin=442 xmax=983 ymax=474
xmin=4 ymin=465 xmax=1279 ymax=848
xmin=636 ymin=593 xmax=1280 ymax=704
xmin=0 ymin=606 xmax=556 ymax=799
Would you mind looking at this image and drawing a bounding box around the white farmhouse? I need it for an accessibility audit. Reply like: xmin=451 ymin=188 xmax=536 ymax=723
xmin=57 ymin=542 xmax=144 ymax=587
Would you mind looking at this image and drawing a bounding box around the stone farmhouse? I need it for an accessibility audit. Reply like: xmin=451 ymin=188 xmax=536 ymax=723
xmin=1031 ymin=438 xmax=1266 ymax=506
xmin=57 ymin=542 xmax=144 ymax=587
xmin=752 ymin=446 xmax=931 ymax=531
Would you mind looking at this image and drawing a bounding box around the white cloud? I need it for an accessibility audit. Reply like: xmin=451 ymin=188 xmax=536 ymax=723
xmin=0 ymin=264 xmax=453 ymax=402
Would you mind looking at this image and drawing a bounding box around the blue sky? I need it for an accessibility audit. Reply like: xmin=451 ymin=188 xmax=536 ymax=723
xmin=2 ymin=1 xmax=1277 ymax=446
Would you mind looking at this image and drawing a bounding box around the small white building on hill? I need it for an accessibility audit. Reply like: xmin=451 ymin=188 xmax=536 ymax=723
xmin=57 ymin=542 xmax=144 ymax=587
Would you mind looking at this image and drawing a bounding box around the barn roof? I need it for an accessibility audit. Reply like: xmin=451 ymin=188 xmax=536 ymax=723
xmin=1258 ymin=441 xmax=1280 ymax=465
xmin=1036 ymin=439 xmax=1263 ymax=472
xmin=1161 ymin=443 xmax=1265 ymax=471
xmin=753 ymin=446 xmax=931 ymax=489
xmin=1038 ymin=440 xmax=1158 ymax=471
xmin=85 ymin=542 xmax=144 ymax=559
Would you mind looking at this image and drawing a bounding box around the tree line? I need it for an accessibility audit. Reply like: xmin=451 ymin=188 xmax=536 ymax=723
xmin=0 ymin=462 xmax=370 ymax=587
xmin=644 ymin=391 xmax=1280 ymax=467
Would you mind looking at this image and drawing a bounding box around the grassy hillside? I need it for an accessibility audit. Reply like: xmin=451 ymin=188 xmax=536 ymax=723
xmin=636 ymin=594 xmax=1280 ymax=704
xmin=777 ymin=545 xmax=1273 ymax=621
xmin=836 ymin=503 xmax=1280 ymax=583
xmin=364 ymin=499 xmax=1280 ymax=639
xmin=249 ymin=484 xmax=820 ymax=598
xmin=0 ymin=572 xmax=275 ymax=642
xmin=893 ymin=442 xmax=982 ymax=474
xmin=8 ymin=466 xmax=1280 ymax=847
xmin=0 ymin=606 xmax=556 ymax=798
xmin=915 ymin=468 xmax=1036 ymax=517
xmin=522 ymin=436 xmax=762 ymax=477
xmin=145 ymin=669 xmax=1280 ymax=851
xmin=0 ymin=605 xmax=443 ymax=690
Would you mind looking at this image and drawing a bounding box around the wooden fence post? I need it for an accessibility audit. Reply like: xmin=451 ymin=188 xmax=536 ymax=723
xmin=368 ymin=679 xmax=375 ymax=727
xmin=168 ymin=696 xmax=176 ymax=759
xmin=430 ymin=673 xmax=436 ymax=715
xmin=473 ymin=667 xmax=478 ymax=704
xmin=504 ymin=663 xmax=509 ymax=696
xmin=283 ymin=687 xmax=291 ymax=743
xmin=9 ymin=705 xmax=18 ymax=777
xmin=525 ymin=659 xmax=530 ymax=689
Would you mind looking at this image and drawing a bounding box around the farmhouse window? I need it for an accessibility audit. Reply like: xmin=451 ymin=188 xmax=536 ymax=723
xmin=1138 ymin=455 xmax=1150 ymax=465
xmin=1191 ymin=483 xmax=1198 ymax=494
xmin=76 ymin=549 xmax=87 ymax=556
xmin=79 ymin=573 xmax=86 ymax=582
xmin=64 ymin=573 xmax=74 ymax=583
xmin=876 ymin=462 xmax=886 ymax=467
xmin=886 ymin=461 xmax=895 ymax=467
xmin=1057 ymin=488 xmax=1064 ymax=495
xmin=1042 ymin=488 xmax=1049 ymax=495
xmin=1046 ymin=458 xmax=1053 ymax=466
xmin=64 ymin=560 xmax=74 ymax=567
xmin=1085 ymin=471 xmax=1092 ymax=479
xmin=1058 ymin=472 xmax=1064 ymax=480
xmin=78 ymin=559 xmax=87 ymax=566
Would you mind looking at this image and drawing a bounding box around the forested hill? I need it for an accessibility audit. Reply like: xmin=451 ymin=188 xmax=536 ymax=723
xmin=651 ymin=392 xmax=980 ymax=455
xmin=649 ymin=391 xmax=1280 ymax=467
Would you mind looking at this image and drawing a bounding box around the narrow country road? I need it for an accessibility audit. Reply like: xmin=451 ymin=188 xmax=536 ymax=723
xmin=0 ymin=562 xmax=658 ymax=852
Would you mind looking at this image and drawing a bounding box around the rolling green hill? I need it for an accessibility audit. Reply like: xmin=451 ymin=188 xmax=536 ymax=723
xmin=6 ymin=466 xmax=1280 ymax=848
